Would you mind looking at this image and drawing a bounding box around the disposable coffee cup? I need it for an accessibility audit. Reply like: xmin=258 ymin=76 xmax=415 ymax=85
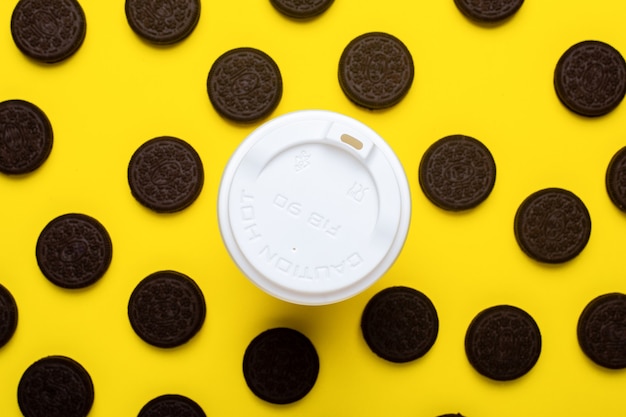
xmin=218 ymin=110 xmax=411 ymax=305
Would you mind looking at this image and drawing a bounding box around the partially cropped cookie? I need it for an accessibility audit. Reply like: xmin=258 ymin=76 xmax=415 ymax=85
xmin=465 ymin=305 xmax=541 ymax=381
xmin=0 ymin=283 xmax=18 ymax=349
xmin=125 ymin=0 xmax=201 ymax=45
xmin=270 ymin=0 xmax=334 ymax=19
xmin=514 ymin=188 xmax=591 ymax=263
xmin=419 ymin=135 xmax=496 ymax=211
xmin=338 ymin=32 xmax=414 ymax=110
xmin=207 ymin=47 xmax=283 ymax=123
xmin=0 ymin=99 xmax=53 ymax=175
xmin=554 ymin=40 xmax=626 ymax=117
xmin=11 ymin=0 xmax=87 ymax=63
xmin=454 ymin=0 xmax=524 ymax=23
xmin=361 ymin=286 xmax=438 ymax=363
xmin=606 ymin=146 xmax=626 ymax=211
xmin=138 ymin=394 xmax=206 ymax=417
xmin=128 ymin=136 xmax=204 ymax=213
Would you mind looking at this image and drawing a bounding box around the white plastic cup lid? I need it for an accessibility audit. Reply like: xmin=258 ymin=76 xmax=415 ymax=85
xmin=218 ymin=110 xmax=411 ymax=305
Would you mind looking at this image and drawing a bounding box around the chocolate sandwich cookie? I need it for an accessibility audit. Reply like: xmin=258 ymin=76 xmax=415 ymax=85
xmin=514 ymin=188 xmax=591 ymax=264
xmin=125 ymin=0 xmax=201 ymax=45
xmin=128 ymin=136 xmax=204 ymax=213
xmin=243 ymin=327 xmax=319 ymax=404
xmin=465 ymin=305 xmax=541 ymax=381
xmin=128 ymin=270 xmax=206 ymax=348
xmin=554 ymin=40 xmax=626 ymax=117
xmin=36 ymin=213 xmax=113 ymax=289
xmin=419 ymin=135 xmax=496 ymax=211
xmin=0 ymin=283 xmax=18 ymax=349
xmin=338 ymin=32 xmax=414 ymax=110
xmin=577 ymin=293 xmax=626 ymax=369
xmin=207 ymin=47 xmax=283 ymax=123
xmin=454 ymin=0 xmax=524 ymax=23
xmin=0 ymin=99 xmax=53 ymax=175
xmin=11 ymin=0 xmax=87 ymax=63
xmin=361 ymin=286 xmax=438 ymax=363
xmin=18 ymin=355 xmax=94 ymax=417
xmin=270 ymin=0 xmax=334 ymax=19
xmin=138 ymin=394 xmax=206 ymax=417
xmin=606 ymin=146 xmax=626 ymax=211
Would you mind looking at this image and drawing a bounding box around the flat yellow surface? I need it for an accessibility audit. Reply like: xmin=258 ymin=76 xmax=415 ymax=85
xmin=1 ymin=1 xmax=626 ymax=416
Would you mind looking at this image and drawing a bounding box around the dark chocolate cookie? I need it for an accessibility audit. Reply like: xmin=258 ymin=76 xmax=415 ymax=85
xmin=207 ymin=47 xmax=283 ymax=123
xmin=0 ymin=283 xmax=18 ymax=349
xmin=419 ymin=135 xmax=496 ymax=211
xmin=36 ymin=213 xmax=113 ymax=289
xmin=465 ymin=305 xmax=541 ymax=381
xmin=128 ymin=270 xmax=206 ymax=348
xmin=514 ymin=188 xmax=591 ymax=263
xmin=554 ymin=40 xmax=626 ymax=117
xmin=138 ymin=394 xmax=206 ymax=417
xmin=577 ymin=292 xmax=626 ymax=369
xmin=454 ymin=0 xmax=524 ymax=23
xmin=11 ymin=0 xmax=87 ymax=63
xmin=338 ymin=32 xmax=414 ymax=110
xmin=18 ymin=355 xmax=94 ymax=417
xmin=270 ymin=0 xmax=334 ymax=19
xmin=243 ymin=327 xmax=319 ymax=404
xmin=128 ymin=136 xmax=204 ymax=213
xmin=125 ymin=0 xmax=201 ymax=45
xmin=606 ymin=146 xmax=626 ymax=211
xmin=0 ymin=99 xmax=53 ymax=175
xmin=361 ymin=286 xmax=438 ymax=363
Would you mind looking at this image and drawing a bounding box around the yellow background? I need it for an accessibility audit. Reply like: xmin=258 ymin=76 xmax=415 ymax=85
xmin=1 ymin=0 xmax=626 ymax=416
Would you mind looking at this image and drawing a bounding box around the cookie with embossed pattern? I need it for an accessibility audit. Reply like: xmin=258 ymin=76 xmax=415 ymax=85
xmin=514 ymin=188 xmax=591 ymax=264
xmin=207 ymin=48 xmax=283 ymax=123
xmin=361 ymin=286 xmax=438 ymax=363
xmin=270 ymin=0 xmax=334 ymax=19
xmin=128 ymin=270 xmax=206 ymax=348
xmin=128 ymin=136 xmax=204 ymax=213
xmin=0 ymin=283 xmax=18 ymax=349
xmin=606 ymin=146 xmax=626 ymax=211
xmin=465 ymin=305 xmax=541 ymax=381
xmin=18 ymin=355 xmax=94 ymax=417
xmin=338 ymin=32 xmax=414 ymax=110
xmin=577 ymin=292 xmax=626 ymax=369
xmin=0 ymin=99 xmax=53 ymax=175
xmin=36 ymin=213 xmax=113 ymax=289
xmin=419 ymin=135 xmax=496 ymax=211
xmin=125 ymin=0 xmax=201 ymax=45
xmin=454 ymin=0 xmax=524 ymax=23
xmin=243 ymin=327 xmax=319 ymax=404
xmin=554 ymin=40 xmax=626 ymax=117
xmin=11 ymin=0 xmax=86 ymax=63
xmin=138 ymin=394 xmax=206 ymax=417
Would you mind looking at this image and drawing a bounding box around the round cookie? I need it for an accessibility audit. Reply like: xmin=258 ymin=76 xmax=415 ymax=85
xmin=125 ymin=0 xmax=201 ymax=45
xmin=0 ymin=283 xmax=18 ymax=349
xmin=419 ymin=135 xmax=496 ymax=211
xmin=18 ymin=355 xmax=94 ymax=417
xmin=138 ymin=394 xmax=206 ymax=417
xmin=514 ymin=188 xmax=591 ymax=264
xmin=605 ymin=146 xmax=626 ymax=211
xmin=361 ymin=286 xmax=439 ymax=363
xmin=465 ymin=305 xmax=541 ymax=381
xmin=243 ymin=327 xmax=319 ymax=404
xmin=577 ymin=292 xmax=626 ymax=369
xmin=338 ymin=32 xmax=414 ymax=110
xmin=454 ymin=0 xmax=524 ymax=23
xmin=128 ymin=270 xmax=206 ymax=348
xmin=0 ymin=99 xmax=53 ymax=175
xmin=207 ymin=47 xmax=283 ymax=123
xmin=270 ymin=0 xmax=334 ymax=19
xmin=11 ymin=0 xmax=87 ymax=63
xmin=36 ymin=213 xmax=113 ymax=289
xmin=554 ymin=40 xmax=626 ymax=117
xmin=128 ymin=136 xmax=204 ymax=213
